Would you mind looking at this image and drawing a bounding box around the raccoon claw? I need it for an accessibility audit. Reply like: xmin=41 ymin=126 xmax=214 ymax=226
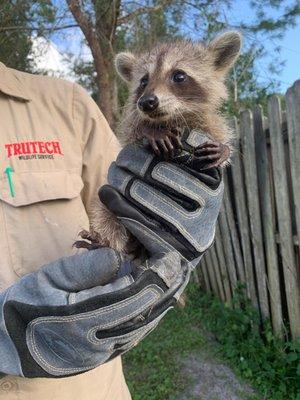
xmin=194 ymin=141 xmax=230 ymax=169
xmin=73 ymin=230 xmax=110 ymax=250
xmin=148 ymin=130 xmax=182 ymax=159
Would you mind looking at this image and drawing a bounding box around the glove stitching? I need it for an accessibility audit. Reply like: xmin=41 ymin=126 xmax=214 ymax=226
xmin=132 ymin=181 xmax=203 ymax=220
xmin=88 ymin=314 xmax=161 ymax=345
xmin=131 ymin=183 xmax=209 ymax=250
xmin=28 ymin=292 xmax=160 ymax=374
xmin=153 ymin=163 xmax=223 ymax=197
xmin=27 ymin=287 xmax=161 ymax=374
xmin=121 ymin=218 xmax=177 ymax=254
xmin=131 ymin=180 xmax=220 ymax=251
xmin=140 ymin=153 xmax=154 ymax=176
xmin=28 ymin=286 xmax=160 ymax=327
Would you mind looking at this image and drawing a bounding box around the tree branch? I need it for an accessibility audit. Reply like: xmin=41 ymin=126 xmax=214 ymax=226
xmin=67 ymin=0 xmax=96 ymax=43
xmin=117 ymin=5 xmax=163 ymax=25
xmin=0 ymin=24 xmax=78 ymax=32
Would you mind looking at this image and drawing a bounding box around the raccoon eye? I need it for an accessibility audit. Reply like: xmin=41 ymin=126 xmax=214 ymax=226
xmin=140 ymin=74 xmax=149 ymax=88
xmin=172 ymin=70 xmax=187 ymax=83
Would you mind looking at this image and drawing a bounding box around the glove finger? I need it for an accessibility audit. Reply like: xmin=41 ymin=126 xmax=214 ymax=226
xmin=109 ymin=165 xmax=223 ymax=253
xmin=70 ymin=273 xmax=134 ymax=303
xmin=40 ymin=248 xmax=122 ymax=292
xmin=99 ymin=186 xmax=194 ymax=259
xmin=115 ymin=143 xmax=155 ymax=178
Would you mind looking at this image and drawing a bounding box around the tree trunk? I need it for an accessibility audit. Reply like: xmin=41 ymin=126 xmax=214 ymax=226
xmin=67 ymin=0 xmax=119 ymax=130
xmin=93 ymin=46 xmax=118 ymax=130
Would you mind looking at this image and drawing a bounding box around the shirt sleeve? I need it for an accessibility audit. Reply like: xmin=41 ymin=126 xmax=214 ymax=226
xmin=72 ymin=83 xmax=121 ymax=221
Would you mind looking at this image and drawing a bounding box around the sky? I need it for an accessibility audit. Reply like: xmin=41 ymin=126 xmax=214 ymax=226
xmin=46 ymin=0 xmax=300 ymax=93
xmin=226 ymin=1 xmax=300 ymax=91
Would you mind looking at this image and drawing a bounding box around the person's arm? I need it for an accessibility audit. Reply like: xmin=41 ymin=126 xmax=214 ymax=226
xmin=0 ymin=131 xmax=223 ymax=378
xmin=72 ymin=83 xmax=120 ymax=217
xmin=0 ymin=246 xmax=187 ymax=378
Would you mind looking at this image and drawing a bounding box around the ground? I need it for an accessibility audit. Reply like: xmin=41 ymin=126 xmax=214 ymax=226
xmin=176 ymin=348 xmax=257 ymax=400
xmin=123 ymin=288 xmax=259 ymax=400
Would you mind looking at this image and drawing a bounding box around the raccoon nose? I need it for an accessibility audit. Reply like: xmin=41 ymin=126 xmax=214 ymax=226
xmin=138 ymin=95 xmax=159 ymax=112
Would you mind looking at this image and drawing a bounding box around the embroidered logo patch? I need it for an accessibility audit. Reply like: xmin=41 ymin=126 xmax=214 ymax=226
xmin=5 ymin=141 xmax=63 ymax=160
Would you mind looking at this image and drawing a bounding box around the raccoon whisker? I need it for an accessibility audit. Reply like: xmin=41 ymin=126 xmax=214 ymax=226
xmin=174 ymin=108 xmax=192 ymax=133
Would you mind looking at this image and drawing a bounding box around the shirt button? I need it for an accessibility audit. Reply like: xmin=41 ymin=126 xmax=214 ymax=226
xmin=0 ymin=380 xmax=14 ymax=391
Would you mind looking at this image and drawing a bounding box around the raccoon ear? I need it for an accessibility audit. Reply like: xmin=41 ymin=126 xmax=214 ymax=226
xmin=115 ymin=52 xmax=136 ymax=82
xmin=208 ymin=31 xmax=242 ymax=73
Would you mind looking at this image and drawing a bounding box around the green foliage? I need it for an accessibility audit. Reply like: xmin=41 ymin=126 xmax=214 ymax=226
xmin=124 ymin=285 xmax=300 ymax=400
xmin=197 ymin=286 xmax=300 ymax=400
xmin=0 ymin=0 xmax=56 ymax=71
xmin=123 ymin=288 xmax=206 ymax=399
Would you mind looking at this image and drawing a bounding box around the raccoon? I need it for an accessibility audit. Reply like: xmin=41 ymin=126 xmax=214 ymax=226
xmin=75 ymin=31 xmax=242 ymax=254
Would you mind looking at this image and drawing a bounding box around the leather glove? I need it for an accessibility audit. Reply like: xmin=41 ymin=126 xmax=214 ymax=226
xmin=99 ymin=130 xmax=224 ymax=268
xmin=0 ymin=249 xmax=187 ymax=378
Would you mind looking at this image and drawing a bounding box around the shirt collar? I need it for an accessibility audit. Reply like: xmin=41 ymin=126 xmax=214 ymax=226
xmin=0 ymin=62 xmax=31 ymax=101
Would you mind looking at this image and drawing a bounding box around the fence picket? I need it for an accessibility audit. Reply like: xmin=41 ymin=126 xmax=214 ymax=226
xmin=253 ymin=106 xmax=283 ymax=336
xmin=210 ymin=245 xmax=226 ymax=302
xmin=205 ymin=251 xmax=220 ymax=298
xmin=215 ymin=224 xmax=232 ymax=304
xmin=268 ymin=95 xmax=300 ymax=338
xmin=240 ymin=110 xmax=269 ymax=319
xmin=200 ymin=257 xmax=211 ymax=293
xmin=218 ymin=210 xmax=238 ymax=291
xmin=223 ymin=173 xmax=246 ymax=283
xmin=230 ymin=118 xmax=258 ymax=307
xmin=197 ymin=80 xmax=300 ymax=339
xmin=286 ymin=81 xmax=300 ymax=275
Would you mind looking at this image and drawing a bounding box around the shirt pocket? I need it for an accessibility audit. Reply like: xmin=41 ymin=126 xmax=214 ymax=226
xmin=0 ymin=170 xmax=84 ymax=206
xmin=0 ymin=170 xmax=90 ymax=278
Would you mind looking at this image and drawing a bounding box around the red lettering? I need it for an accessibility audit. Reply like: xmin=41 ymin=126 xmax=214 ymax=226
xmin=45 ymin=142 xmax=53 ymax=154
xmin=38 ymin=142 xmax=46 ymax=154
xmin=21 ymin=142 xmax=30 ymax=154
xmin=13 ymin=143 xmax=22 ymax=156
xmin=52 ymin=141 xmax=63 ymax=155
xmin=4 ymin=140 xmax=63 ymax=158
xmin=29 ymin=142 xmax=38 ymax=154
xmin=5 ymin=144 xmax=13 ymax=158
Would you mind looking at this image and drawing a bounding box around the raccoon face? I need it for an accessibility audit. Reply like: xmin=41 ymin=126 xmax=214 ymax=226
xmin=115 ymin=31 xmax=242 ymax=127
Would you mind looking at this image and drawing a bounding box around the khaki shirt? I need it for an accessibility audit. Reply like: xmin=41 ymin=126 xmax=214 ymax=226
xmin=0 ymin=63 xmax=131 ymax=400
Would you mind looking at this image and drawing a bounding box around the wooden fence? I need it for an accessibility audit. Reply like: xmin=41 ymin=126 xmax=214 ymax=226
xmin=197 ymin=79 xmax=300 ymax=340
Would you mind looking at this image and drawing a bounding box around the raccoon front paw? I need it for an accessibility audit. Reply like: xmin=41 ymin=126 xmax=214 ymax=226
xmin=194 ymin=141 xmax=230 ymax=170
xmin=142 ymin=126 xmax=182 ymax=158
xmin=73 ymin=229 xmax=110 ymax=251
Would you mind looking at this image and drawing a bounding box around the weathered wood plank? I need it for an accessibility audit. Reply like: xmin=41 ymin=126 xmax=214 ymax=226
xmin=223 ymin=172 xmax=246 ymax=284
xmin=218 ymin=209 xmax=238 ymax=292
xmin=240 ymin=109 xmax=269 ymax=319
xmin=200 ymin=257 xmax=211 ymax=293
xmin=192 ymin=270 xmax=200 ymax=286
xmin=230 ymin=118 xmax=258 ymax=307
xmin=215 ymin=224 xmax=232 ymax=304
xmin=253 ymin=105 xmax=283 ymax=336
xmin=268 ymin=95 xmax=300 ymax=338
xmin=215 ymin=227 xmax=231 ymax=300
xmin=286 ymin=81 xmax=300 ymax=277
xmin=210 ymin=244 xmax=226 ymax=302
xmin=205 ymin=250 xmax=220 ymax=298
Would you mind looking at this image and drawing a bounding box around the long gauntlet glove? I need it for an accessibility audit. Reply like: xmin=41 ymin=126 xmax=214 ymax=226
xmin=0 ymin=249 xmax=186 ymax=378
xmin=0 ymin=131 xmax=223 ymax=378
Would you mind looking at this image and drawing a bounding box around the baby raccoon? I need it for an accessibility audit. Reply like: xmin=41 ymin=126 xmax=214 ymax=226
xmin=76 ymin=31 xmax=242 ymax=253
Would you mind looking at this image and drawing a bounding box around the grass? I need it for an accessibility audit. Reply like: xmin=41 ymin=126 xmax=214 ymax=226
xmin=123 ymin=284 xmax=300 ymax=400
xmin=196 ymin=286 xmax=300 ymax=400
xmin=123 ymin=289 xmax=207 ymax=399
